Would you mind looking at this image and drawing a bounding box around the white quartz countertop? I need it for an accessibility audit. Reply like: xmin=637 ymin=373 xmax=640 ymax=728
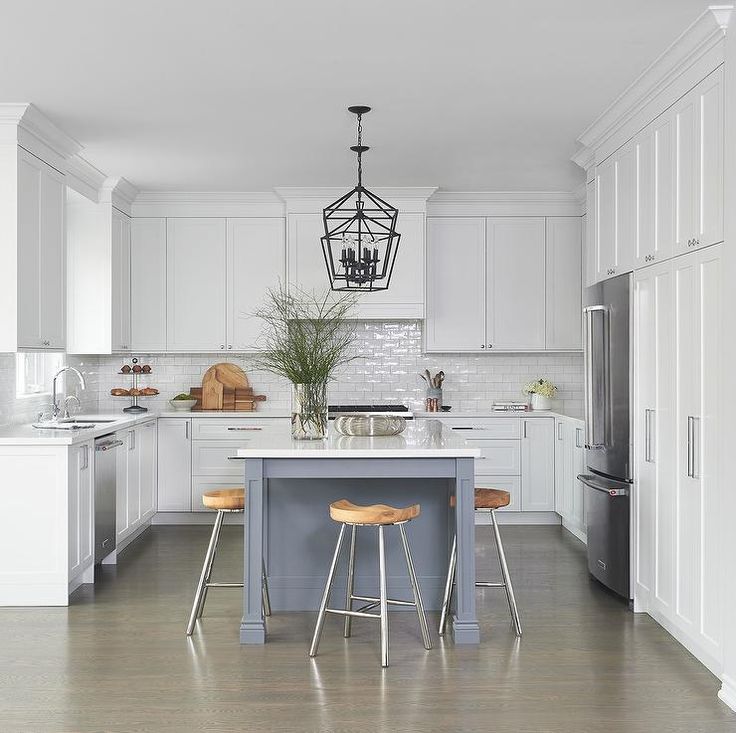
xmin=158 ymin=410 xmax=290 ymax=419
xmin=415 ymin=410 xmax=583 ymax=421
xmin=0 ymin=413 xmax=157 ymax=446
xmin=234 ymin=420 xmax=481 ymax=458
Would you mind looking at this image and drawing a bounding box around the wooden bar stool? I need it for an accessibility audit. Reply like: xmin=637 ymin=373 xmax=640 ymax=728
xmin=309 ymin=499 xmax=433 ymax=667
xmin=186 ymin=488 xmax=271 ymax=636
xmin=438 ymin=488 xmax=522 ymax=637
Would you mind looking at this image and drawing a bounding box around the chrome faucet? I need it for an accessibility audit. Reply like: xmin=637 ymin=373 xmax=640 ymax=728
xmin=51 ymin=367 xmax=86 ymax=420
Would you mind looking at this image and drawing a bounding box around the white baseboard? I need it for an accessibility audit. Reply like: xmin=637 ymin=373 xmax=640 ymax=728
xmin=152 ymin=512 xmax=244 ymax=525
xmin=475 ymin=511 xmax=561 ymax=526
xmin=560 ymin=517 xmax=587 ymax=544
xmin=719 ymin=674 xmax=736 ymax=712
xmin=117 ymin=521 xmax=152 ymax=552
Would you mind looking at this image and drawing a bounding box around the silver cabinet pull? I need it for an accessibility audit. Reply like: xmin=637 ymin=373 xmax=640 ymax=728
xmin=523 ymin=420 xmax=527 ymax=439
xmin=185 ymin=421 xmax=190 ymax=440
xmin=227 ymin=426 xmax=263 ymax=431
xmin=687 ymin=416 xmax=700 ymax=479
xmin=480 ymin=344 xmax=486 ymax=349
xmin=575 ymin=427 xmax=583 ymax=449
xmin=644 ymin=409 xmax=655 ymax=463
xmin=557 ymin=422 xmax=563 ymax=441
xmin=687 ymin=416 xmax=694 ymax=478
xmin=129 ymin=430 xmax=135 ymax=451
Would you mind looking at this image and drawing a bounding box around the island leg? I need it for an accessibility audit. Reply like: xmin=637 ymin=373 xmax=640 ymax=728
xmin=241 ymin=458 xmax=266 ymax=644
xmin=452 ymin=457 xmax=480 ymax=644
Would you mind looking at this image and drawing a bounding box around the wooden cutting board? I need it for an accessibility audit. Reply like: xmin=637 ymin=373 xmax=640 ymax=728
xmin=198 ymin=363 xmax=265 ymax=411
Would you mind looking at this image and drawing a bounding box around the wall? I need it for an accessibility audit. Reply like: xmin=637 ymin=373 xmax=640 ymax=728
xmin=94 ymin=321 xmax=584 ymax=417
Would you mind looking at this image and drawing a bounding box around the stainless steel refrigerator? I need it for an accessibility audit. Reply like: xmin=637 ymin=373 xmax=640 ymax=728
xmin=578 ymin=273 xmax=632 ymax=599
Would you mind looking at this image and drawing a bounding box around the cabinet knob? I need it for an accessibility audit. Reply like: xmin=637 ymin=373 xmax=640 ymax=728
xmin=488 ymin=344 xmax=493 ymax=349
xmin=227 ymin=344 xmax=232 ymax=350
xmin=220 ymin=344 xmax=224 ymax=350
xmin=480 ymin=344 xmax=485 ymax=349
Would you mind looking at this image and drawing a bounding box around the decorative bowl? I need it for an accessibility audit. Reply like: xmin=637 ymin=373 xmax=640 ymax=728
xmin=169 ymin=399 xmax=197 ymax=412
xmin=333 ymin=413 xmax=407 ymax=437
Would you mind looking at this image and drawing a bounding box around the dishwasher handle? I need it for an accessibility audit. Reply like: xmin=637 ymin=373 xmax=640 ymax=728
xmin=96 ymin=439 xmax=124 ymax=452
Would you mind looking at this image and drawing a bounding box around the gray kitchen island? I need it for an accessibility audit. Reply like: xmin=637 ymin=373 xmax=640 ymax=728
xmin=236 ymin=419 xmax=481 ymax=645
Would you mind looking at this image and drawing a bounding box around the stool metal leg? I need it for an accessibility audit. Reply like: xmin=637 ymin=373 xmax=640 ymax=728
xmin=187 ymin=509 xmax=225 ymax=635
xmin=491 ymin=510 xmax=522 ymax=636
xmin=343 ymin=524 xmax=357 ymax=638
xmin=399 ymin=523 xmax=432 ymax=650
xmin=438 ymin=534 xmax=457 ymax=636
xmin=378 ymin=525 xmax=389 ymax=668
xmin=261 ymin=560 xmax=272 ymax=617
xmin=309 ymin=524 xmax=347 ymax=658
xmin=196 ymin=509 xmax=226 ymax=620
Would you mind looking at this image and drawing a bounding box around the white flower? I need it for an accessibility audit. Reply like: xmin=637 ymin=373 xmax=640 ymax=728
xmin=522 ymin=378 xmax=557 ymax=399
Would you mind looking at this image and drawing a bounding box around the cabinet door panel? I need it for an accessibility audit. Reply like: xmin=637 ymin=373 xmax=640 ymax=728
xmin=192 ymin=441 xmax=249 ymax=476
xmin=696 ymin=68 xmax=723 ymax=248
xmin=228 ymin=218 xmax=285 ymax=350
xmin=469 ymin=439 xmax=521 ymax=476
xmin=595 ymin=158 xmax=616 ymax=279
xmin=131 ymin=218 xmax=167 ymax=351
xmin=521 ymin=418 xmax=555 ymax=511
xmin=673 ymin=94 xmax=697 ymax=254
xmin=545 ymin=217 xmax=582 ymax=349
xmin=615 ymin=142 xmax=637 ymax=274
xmin=111 ymin=210 xmax=131 ymax=351
xmin=157 ymin=418 xmax=192 ymax=511
xmin=17 ymin=150 xmax=42 ymax=348
xmin=487 ymin=217 xmax=545 ymax=349
xmin=425 ymin=218 xmax=486 ymax=351
xmin=584 ymin=181 xmax=597 ymax=286
xmin=476 ymin=476 xmax=520 ymax=512
xmin=166 ymin=218 xmax=226 ymax=351
xmin=126 ymin=429 xmax=140 ymax=530
xmin=653 ymin=115 xmax=675 ymax=262
xmin=138 ymin=421 xmax=157 ymax=521
xmin=38 ymin=165 xmax=65 ymax=348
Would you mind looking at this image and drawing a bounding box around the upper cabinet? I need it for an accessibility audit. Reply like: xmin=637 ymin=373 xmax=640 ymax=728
xmin=591 ymin=66 xmax=723 ymax=283
xmin=0 ymin=147 xmax=66 ymax=351
xmin=166 ymin=218 xmax=227 ymax=352
xmin=111 ymin=209 xmax=131 ymax=351
xmin=131 ymin=218 xmax=167 ymax=352
xmin=425 ymin=216 xmax=582 ymax=353
xmin=286 ymin=211 xmax=425 ymax=319
xmin=161 ymin=216 xmax=285 ymax=352
xmin=425 ymin=217 xmax=486 ymax=351
xmin=227 ymin=218 xmax=285 ymax=350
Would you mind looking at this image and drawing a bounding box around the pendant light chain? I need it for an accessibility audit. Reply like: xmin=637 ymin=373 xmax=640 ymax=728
xmin=356 ymin=112 xmax=363 ymax=201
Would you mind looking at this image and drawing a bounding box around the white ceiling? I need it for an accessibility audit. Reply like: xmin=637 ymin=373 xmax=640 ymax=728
xmin=0 ymin=0 xmax=707 ymax=192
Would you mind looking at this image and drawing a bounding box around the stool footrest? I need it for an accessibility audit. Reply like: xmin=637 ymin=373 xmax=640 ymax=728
xmin=351 ymin=594 xmax=416 ymax=607
xmin=475 ymin=581 xmax=505 ymax=588
xmin=325 ymin=608 xmax=381 ymax=620
xmin=205 ymin=582 xmax=244 ymax=588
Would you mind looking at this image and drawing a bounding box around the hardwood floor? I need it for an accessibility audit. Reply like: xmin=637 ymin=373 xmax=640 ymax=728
xmin=1 ymin=525 xmax=734 ymax=732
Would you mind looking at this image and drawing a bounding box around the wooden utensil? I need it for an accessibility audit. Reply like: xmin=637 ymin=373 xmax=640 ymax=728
xmin=215 ymin=363 xmax=250 ymax=390
xmin=201 ymin=366 xmax=224 ymax=410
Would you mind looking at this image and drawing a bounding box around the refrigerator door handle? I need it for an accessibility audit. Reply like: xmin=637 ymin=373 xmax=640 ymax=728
xmin=687 ymin=416 xmax=693 ymax=478
xmin=644 ymin=409 xmax=655 ymax=463
xmin=687 ymin=416 xmax=700 ymax=479
xmin=584 ymin=305 xmax=608 ymax=450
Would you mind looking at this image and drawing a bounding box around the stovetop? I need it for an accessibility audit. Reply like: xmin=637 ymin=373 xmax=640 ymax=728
xmin=328 ymin=404 xmax=413 ymax=419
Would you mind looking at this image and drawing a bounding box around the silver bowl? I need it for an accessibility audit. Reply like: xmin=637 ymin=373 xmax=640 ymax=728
xmin=333 ymin=413 xmax=407 ymax=437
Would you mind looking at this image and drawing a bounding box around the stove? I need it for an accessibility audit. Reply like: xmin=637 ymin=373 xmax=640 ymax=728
xmin=328 ymin=404 xmax=414 ymax=419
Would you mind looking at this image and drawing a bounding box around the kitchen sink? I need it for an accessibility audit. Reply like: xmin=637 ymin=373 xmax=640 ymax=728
xmin=32 ymin=418 xmax=118 ymax=430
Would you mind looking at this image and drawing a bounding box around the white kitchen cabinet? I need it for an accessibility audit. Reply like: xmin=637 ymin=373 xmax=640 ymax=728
xmin=227 ymin=217 xmax=285 ymax=350
xmin=166 ymin=218 xmax=227 ymax=351
xmin=138 ymin=419 xmax=157 ymax=522
xmin=584 ymin=182 xmax=597 ymax=287
xmin=545 ymin=217 xmax=582 ymax=350
xmin=68 ymin=441 xmax=93 ymax=578
xmin=14 ymin=147 xmax=66 ymax=350
xmin=521 ymin=417 xmax=555 ymax=511
xmin=595 ymin=156 xmax=616 ymax=280
xmin=111 ymin=209 xmax=131 ymax=351
xmin=157 ymin=418 xmax=192 ymax=511
xmin=615 ymin=141 xmax=637 ymax=275
xmin=487 ymin=217 xmax=545 ymax=350
xmin=131 ymin=218 xmax=167 ymax=351
xmin=554 ymin=417 xmax=586 ymax=541
xmin=633 ymin=245 xmax=722 ymax=673
xmin=425 ymin=217 xmax=486 ymax=351
xmin=476 ymin=476 xmax=521 ymax=512
xmin=673 ymin=67 xmax=723 ymax=255
xmin=287 ymin=211 xmax=425 ymax=319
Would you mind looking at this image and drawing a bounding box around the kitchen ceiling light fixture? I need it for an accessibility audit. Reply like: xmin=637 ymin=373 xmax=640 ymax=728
xmin=321 ymin=106 xmax=400 ymax=292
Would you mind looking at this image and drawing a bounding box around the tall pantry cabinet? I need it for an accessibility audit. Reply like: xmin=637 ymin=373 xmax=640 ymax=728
xmin=633 ymin=245 xmax=722 ymax=674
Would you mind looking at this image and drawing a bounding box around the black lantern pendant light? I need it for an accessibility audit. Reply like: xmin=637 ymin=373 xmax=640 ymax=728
xmin=321 ymin=106 xmax=400 ymax=292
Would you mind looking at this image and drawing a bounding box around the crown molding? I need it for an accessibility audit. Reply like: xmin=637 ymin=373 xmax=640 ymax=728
xmin=573 ymin=5 xmax=732 ymax=168
xmin=274 ymin=186 xmax=438 ymax=214
xmin=0 ymin=103 xmax=82 ymax=170
xmin=65 ymin=155 xmax=107 ymax=202
xmin=131 ymin=190 xmax=285 ymax=218
xmin=426 ymin=190 xmax=584 ymax=217
xmin=100 ymin=176 xmax=139 ymax=216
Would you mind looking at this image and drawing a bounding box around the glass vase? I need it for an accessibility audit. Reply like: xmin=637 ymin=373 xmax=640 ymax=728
xmin=291 ymin=382 xmax=329 ymax=440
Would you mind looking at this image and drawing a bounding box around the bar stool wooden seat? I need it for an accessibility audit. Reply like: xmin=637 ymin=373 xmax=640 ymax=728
xmin=186 ymin=488 xmax=271 ymax=636
xmin=439 ymin=487 xmax=522 ymax=637
xmin=309 ymin=499 xmax=432 ymax=667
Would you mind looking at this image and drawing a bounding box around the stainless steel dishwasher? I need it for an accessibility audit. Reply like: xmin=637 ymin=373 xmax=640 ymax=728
xmin=94 ymin=434 xmax=123 ymax=563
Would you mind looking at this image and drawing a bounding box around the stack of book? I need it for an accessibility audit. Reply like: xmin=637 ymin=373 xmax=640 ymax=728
xmin=492 ymin=401 xmax=529 ymax=412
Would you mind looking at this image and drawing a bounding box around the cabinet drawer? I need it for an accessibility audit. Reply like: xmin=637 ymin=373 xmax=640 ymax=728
xmin=476 ymin=476 xmax=521 ymax=511
xmin=191 ymin=418 xmax=286 ymax=440
xmin=441 ymin=418 xmax=521 ymax=439
xmin=192 ymin=477 xmax=244 ymax=513
xmin=472 ymin=439 xmax=521 ymax=476
xmin=192 ymin=440 xmax=250 ymax=476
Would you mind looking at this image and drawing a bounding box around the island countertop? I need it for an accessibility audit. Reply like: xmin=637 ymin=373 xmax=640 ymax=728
xmin=234 ymin=420 xmax=481 ymax=458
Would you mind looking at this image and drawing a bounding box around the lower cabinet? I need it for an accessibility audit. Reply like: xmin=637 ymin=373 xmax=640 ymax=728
xmin=116 ymin=419 xmax=157 ymax=545
xmin=157 ymin=418 xmax=192 ymax=511
xmin=554 ymin=416 xmax=586 ymax=540
xmin=68 ymin=440 xmax=94 ymax=579
xmin=439 ymin=416 xmax=555 ymax=512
